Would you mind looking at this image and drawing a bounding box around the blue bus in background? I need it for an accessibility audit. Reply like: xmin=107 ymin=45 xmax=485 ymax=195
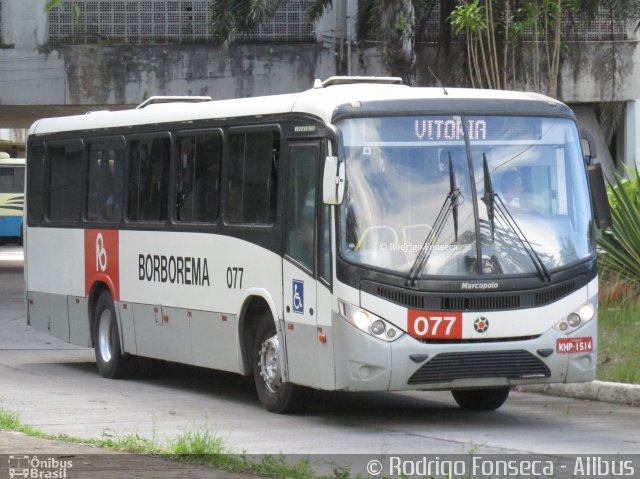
xmin=0 ymin=155 xmax=25 ymax=243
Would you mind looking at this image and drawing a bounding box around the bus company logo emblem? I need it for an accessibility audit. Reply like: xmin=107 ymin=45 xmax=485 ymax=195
xmin=96 ymin=233 xmax=108 ymax=272
xmin=292 ymin=280 xmax=304 ymax=314
xmin=84 ymin=229 xmax=120 ymax=300
xmin=474 ymin=317 xmax=490 ymax=333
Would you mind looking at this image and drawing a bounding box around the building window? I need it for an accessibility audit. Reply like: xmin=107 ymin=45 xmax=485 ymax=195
xmin=47 ymin=0 xmax=315 ymax=45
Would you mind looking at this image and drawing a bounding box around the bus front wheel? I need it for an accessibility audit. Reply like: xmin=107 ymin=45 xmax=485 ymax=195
xmin=253 ymin=313 xmax=306 ymax=413
xmin=451 ymin=387 xmax=510 ymax=411
xmin=93 ymin=291 xmax=132 ymax=379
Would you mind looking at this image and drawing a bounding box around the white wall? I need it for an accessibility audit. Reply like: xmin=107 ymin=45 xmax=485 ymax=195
xmin=625 ymin=100 xmax=640 ymax=171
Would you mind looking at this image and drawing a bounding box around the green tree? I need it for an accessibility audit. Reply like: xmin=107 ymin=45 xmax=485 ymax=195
xmin=450 ymin=0 xmax=565 ymax=96
xmin=208 ymin=0 xmax=423 ymax=84
xmin=44 ymin=0 xmax=80 ymax=22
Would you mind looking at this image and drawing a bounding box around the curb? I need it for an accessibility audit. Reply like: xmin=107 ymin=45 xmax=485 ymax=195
xmin=519 ymin=380 xmax=640 ymax=407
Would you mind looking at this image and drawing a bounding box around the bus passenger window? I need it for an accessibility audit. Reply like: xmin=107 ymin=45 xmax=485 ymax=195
xmin=128 ymin=137 xmax=170 ymax=222
xmin=0 ymin=166 xmax=24 ymax=194
xmin=27 ymin=143 xmax=46 ymax=222
xmin=227 ymin=130 xmax=279 ymax=225
xmin=87 ymin=141 xmax=124 ymax=223
xmin=48 ymin=142 xmax=83 ymax=222
xmin=176 ymin=132 xmax=221 ymax=223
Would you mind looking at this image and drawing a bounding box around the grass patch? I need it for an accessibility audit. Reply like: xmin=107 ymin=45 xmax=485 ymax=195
xmin=0 ymin=409 xmax=60 ymax=439
xmin=597 ymin=297 xmax=640 ymax=384
xmin=0 ymin=408 xmax=347 ymax=478
xmin=93 ymin=432 xmax=160 ymax=454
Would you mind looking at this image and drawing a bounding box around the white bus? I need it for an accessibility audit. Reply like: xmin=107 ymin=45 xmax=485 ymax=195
xmin=0 ymin=154 xmax=25 ymax=243
xmin=25 ymin=77 xmax=611 ymax=412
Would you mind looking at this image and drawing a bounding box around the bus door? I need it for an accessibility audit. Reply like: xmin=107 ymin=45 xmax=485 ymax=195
xmin=282 ymin=141 xmax=322 ymax=387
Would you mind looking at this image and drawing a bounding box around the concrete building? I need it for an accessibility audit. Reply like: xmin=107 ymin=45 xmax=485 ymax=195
xmin=0 ymin=0 xmax=638 ymax=171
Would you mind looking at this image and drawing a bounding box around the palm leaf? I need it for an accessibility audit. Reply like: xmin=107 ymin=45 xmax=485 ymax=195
xmin=356 ymin=0 xmax=383 ymax=43
xmin=44 ymin=0 xmax=63 ymax=11
xmin=598 ymin=166 xmax=640 ymax=284
xmin=209 ymin=0 xmax=284 ymax=41
xmin=307 ymin=0 xmax=334 ymax=22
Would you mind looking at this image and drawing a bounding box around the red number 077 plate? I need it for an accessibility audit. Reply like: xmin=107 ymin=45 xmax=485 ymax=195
xmin=407 ymin=310 xmax=462 ymax=339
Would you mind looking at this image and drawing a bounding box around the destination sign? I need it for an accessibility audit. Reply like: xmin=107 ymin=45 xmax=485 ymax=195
xmin=366 ymin=116 xmax=542 ymax=143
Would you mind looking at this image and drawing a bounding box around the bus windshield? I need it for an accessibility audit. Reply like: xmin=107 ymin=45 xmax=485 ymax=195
xmin=338 ymin=115 xmax=594 ymax=278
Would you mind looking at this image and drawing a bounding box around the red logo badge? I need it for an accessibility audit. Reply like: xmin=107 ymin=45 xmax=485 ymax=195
xmin=473 ymin=317 xmax=489 ymax=333
xmin=84 ymin=229 xmax=120 ymax=300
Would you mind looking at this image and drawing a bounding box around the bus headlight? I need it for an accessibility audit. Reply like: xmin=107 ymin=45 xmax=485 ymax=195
xmin=578 ymin=303 xmax=595 ymax=321
xmin=567 ymin=313 xmax=581 ymax=328
xmin=555 ymin=303 xmax=596 ymax=334
xmin=338 ymin=300 xmax=404 ymax=342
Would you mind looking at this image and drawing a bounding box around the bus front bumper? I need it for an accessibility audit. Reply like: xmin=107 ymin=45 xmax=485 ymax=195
xmin=332 ymin=311 xmax=597 ymax=392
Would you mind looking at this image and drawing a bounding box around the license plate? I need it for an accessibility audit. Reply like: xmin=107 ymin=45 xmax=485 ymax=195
xmin=556 ymin=337 xmax=593 ymax=353
xmin=407 ymin=311 xmax=462 ymax=339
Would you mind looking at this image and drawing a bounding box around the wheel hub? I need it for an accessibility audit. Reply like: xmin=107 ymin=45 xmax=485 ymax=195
xmin=258 ymin=334 xmax=282 ymax=393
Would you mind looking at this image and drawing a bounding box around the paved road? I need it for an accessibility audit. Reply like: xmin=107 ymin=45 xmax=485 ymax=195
xmin=0 ymin=245 xmax=638 ymax=463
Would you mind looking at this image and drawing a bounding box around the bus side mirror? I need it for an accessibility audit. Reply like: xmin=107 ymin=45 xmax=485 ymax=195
xmin=580 ymin=128 xmax=597 ymax=165
xmin=322 ymin=156 xmax=345 ymax=205
xmin=587 ymin=163 xmax=612 ymax=229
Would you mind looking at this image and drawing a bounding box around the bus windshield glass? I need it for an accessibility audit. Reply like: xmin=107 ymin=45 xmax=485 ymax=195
xmin=337 ymin=115 xmax=594 ymax=277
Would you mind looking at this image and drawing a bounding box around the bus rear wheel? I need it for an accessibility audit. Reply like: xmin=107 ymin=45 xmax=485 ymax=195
xmin=93 ymin=291 xmax=132 ymax=379
xmin=451 ymin=387 xmax=510 ymax=411
xmin=253 ymin=313 xmax=306 ymax=413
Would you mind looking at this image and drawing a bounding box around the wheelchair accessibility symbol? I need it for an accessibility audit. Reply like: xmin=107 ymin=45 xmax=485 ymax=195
xmin=292 ymin=280 xmax=304 ymax=314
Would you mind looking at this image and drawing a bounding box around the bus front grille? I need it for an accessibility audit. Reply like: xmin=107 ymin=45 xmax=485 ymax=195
xmin=407 ymin=350 xmax=550 ymax=385
xmin=365 ymin=280 xmax=579 ymax=312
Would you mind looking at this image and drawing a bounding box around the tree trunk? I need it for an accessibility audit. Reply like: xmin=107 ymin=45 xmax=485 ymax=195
xmin=548 ymin=0 xmax=562 ymax=98
xmin=381 ymin=0 xmax=416 ymax=85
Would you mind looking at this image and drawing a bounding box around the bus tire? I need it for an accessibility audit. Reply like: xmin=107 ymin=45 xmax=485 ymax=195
xmin=253 ymin=312 xmax=306 ymax=413
xmin=93 ymin=291 xmax=131 ymax=379
xmin=451 ymin=387 xmax=510 ymax=411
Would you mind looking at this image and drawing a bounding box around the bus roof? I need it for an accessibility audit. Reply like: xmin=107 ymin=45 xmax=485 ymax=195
xmin=0 ymin=158 xmax=25 ymax=166
xmin=29 ymin=81 xmax=566 ymax=136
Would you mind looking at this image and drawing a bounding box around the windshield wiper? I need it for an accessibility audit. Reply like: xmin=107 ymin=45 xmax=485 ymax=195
xmin=482 ymin=154 xmax=495 ymax=240
xmin=481 ymin=155 xmax=551 ymax=282
xmin=449 ymin=153 xmax=459 ymax=242
xmin=406 ymin=157 xmax=461 ymax=287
